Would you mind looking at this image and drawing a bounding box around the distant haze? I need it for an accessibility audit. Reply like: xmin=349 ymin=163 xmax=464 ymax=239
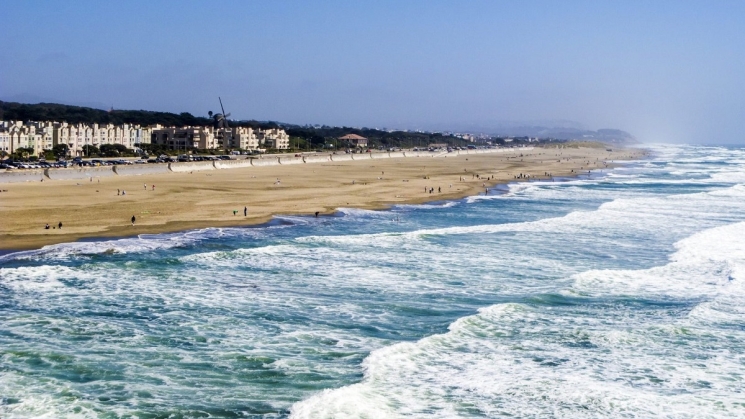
xmin=1 ymin=1 xmax=743 ymax=144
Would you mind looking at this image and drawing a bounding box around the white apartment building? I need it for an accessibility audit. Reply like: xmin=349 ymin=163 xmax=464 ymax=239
xmin=150 ymin=126 xmax=220 ymax=150
xmin=0 ymin=127 xmax=11 ymax=154
xmin=0 ymin=120 xmax=288 ymax=156
xmin=54 ymin=123 xmax=95 ymax=157
xmin=0 ymin=121 xmax=55 ymax=156
xmin=258 ymin=128 xmax=290 ymax=149
xmin=231 ymin=126 xmax=260 ymax=150
xmin=91 ymin=123 xmax=151 ymax=150
xmin=151 ymin=126 xmax=289 ymax=151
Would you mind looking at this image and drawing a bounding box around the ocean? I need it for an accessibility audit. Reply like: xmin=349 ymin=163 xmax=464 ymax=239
xmin=1 ymin=144 xmax=744 ymax=418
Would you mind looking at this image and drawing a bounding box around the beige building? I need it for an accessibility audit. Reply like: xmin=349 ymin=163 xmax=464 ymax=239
xmin=0 ymin=127 xmax=9 ymax=154
xmin=50 ymin=122 xmax=151 ymax=157
xmin=53 ymin=123 xmax=95 ymax=157
xmin=150 ymin=126 xmax=290 ymax=151
xmin=338 ymin=133 xmax=368 ymax=148
xmin=0 ymin=120 xmax=288 ymax=155
xmin=0 ymin=121 xmax=55 ymax=156
xmin=150 ymin=126 xmax=220 ymax=150
xmin=91 ymin=123 xmax=151 ymax=150
xmin=231 ymin=126 xmax=260 ymax=150
xmin=258 ymin=128 xmax=290 ymax=149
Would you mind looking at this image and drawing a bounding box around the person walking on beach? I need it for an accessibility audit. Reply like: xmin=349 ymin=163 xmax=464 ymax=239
xmin=244 ymin=206 xmax=247 ymax=216
xmin=131 ymin=215 xmax=136 ymax=226
xmin=144 ymin=183 xmax=147 ymax=190
xmin=152 ymin=184 xmax=155 ymax=191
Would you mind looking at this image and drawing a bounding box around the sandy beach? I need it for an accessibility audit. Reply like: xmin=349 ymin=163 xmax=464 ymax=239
xmin=0 ymin=144 xmax=645 ymax=251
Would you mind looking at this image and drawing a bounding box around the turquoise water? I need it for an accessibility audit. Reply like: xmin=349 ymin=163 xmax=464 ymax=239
xmin=2 ymin=144 xmax=744 ymax=418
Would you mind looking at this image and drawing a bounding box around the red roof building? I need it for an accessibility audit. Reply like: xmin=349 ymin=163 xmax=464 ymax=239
xmin=338 ymin=134 xmax=368 ymax=147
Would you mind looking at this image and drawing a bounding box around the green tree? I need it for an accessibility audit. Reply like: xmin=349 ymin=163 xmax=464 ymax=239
xmin=52 ymin=143 xmax=69 ymax=158
xmin=99 ymin=144 xmax=118 ymax=157
xmin=100 ymin=143 xmax=129 ymax=157
xmin=12 ymin=147 xmax=35 ymax=160
xmin=82 ymin=144 xmax=100 ymax=157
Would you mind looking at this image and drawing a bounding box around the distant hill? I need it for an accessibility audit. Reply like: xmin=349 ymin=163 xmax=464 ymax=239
xmin=484 ymin=126 xmax=636 ymax=143
xmin=419 ymin=121 xmax=636 ymax=144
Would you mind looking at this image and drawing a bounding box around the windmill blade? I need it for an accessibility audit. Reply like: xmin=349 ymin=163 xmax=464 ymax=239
xmin=218 ymin=97 xmax=230 ymax=130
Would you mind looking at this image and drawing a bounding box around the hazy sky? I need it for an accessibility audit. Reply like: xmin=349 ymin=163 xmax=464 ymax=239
xmin=1 ymin=1 xmax=743 ymax=143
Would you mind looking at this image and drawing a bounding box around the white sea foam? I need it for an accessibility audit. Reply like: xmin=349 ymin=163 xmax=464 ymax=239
xmin=0 ymin=265 xmax=82 ymax=291
xmin=394 ymin=201 xmax=459 ymax=210
xmin=291 ymin=220 xmax=745 ymax=417
xmin=297 ymin=183 xmax=745 ymax=255
xmin=0 ymin=226 xmax=279 ymax=263
xmin=290 ymin=175 xmax=745 ymax=418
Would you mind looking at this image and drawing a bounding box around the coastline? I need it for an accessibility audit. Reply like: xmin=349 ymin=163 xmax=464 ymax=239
xmin=0 ymin=145 xmax=647 ymax=252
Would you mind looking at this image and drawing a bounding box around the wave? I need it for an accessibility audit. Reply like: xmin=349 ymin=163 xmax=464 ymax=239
xmin=297 ymin=183 xmax=745 ymax=250
xmin=290 ymin=221 xmax=745 ymax=418
xmin=0 ymin=225 xmax=286 ymax=263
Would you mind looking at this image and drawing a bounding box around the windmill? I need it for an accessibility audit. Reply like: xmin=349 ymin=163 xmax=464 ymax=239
xmin=210 ymin=97 xmax=232 ymax=150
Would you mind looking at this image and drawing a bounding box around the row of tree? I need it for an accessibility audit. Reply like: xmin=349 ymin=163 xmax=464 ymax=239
xmin=0 ymin=143 xmax=140 ymax=161
xmin=0 ymin=101 xmax=213 ymax=126
xmin=284 ymin=126 xmax=471 ymax=150
xmin=0 ymin=101 xmax=286 ymax=129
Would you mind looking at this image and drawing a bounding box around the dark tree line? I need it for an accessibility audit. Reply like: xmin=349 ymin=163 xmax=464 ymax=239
xmin=285 ymin=126 xmax=470 ymax=149
xmin=0 ymin=101 xmax=291 ymax=130
xmin=0 ymin=101 xmax=214 ymax=126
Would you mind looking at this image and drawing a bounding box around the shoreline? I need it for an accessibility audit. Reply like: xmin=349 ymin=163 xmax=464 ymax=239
xmin=0 ymin=145 xmax=647 ymax=252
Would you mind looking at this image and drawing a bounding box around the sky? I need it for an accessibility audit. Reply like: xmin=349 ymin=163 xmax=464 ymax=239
xmin=1 ymin=0 xmax=743 ymax=143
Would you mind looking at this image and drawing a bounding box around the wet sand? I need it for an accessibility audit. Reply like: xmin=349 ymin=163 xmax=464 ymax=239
xmin=0 ymin=145 xmax=646 ymax=251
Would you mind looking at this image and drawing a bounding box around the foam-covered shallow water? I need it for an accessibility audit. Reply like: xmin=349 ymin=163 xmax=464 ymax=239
xmin=2 ymin=144 xmax=745 ymax=418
